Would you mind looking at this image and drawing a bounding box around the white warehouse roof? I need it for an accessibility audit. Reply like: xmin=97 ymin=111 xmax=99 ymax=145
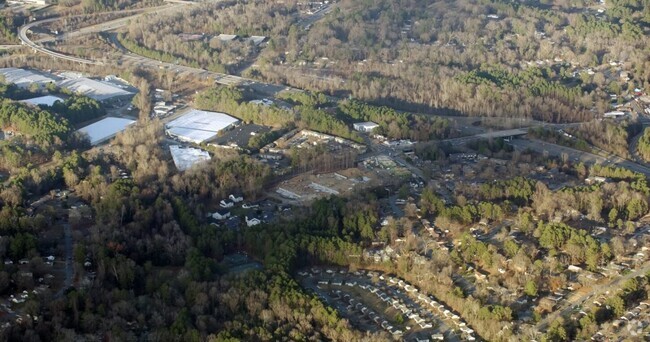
xmin=77 ymin=117 xmax=136 ymax=145
xmin=246 ymin=36 xmax=267 ymax=46
xmin=217 ymin=34 xmax=239 ymax=41
xmin=57 ymin=77 xmax=134 ymax=101
xmin=353 ymin=121 xmax=380 ymax=132
xmin=20 ymin=95 xmax=65 ymax=107
xmin=0 ymin=68 xmax=60 ymax=88
xmin=170 ymin=145 xmax=211 ymax=171
xmin=166 ymin=109 xmax=239 ymax=144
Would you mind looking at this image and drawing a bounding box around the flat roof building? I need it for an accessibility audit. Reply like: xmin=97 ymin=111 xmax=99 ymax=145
xmin=0 ymin=68 xmax=60 ymax=89
xmin=169 ymin=145 xmax=211 ymax=171
xmin=19 ymin=95 xmax=65 ymax=107
xmin=217 ymin=34 xmax=239 ymax=42
xmin=245 ymin=36 xmax=267 ymax=46
xmin=77 ymin=117 xmax=135 ymax=145
xmin=604 ymin=111 xmax=626 ymax=118
xmin=57 ymin=77 xmax=134 ymax=102
xmin=353 ymin=121 xmax=380 ymax=133
xmin=166 ymin=109 xmax=240 ymax=144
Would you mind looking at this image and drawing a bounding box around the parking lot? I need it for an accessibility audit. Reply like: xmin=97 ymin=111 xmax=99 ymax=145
xmin=298 ymin=267 xmax=477 ymax=341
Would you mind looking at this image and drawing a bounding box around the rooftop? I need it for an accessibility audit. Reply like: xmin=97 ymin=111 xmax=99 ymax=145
xmin=217 ymin=34 xmax=239 ymax=42
xmin=166 ymin=109 xmax=240 ymax=144
xmin=56 ymin=77 xmax=134 ymax=101
xmin=210 ymin=124 xmax=270 ymax=148
xmin=77 ymin=117 xmax=135 ymax=145
xmin=0 ymin=68 xmax=60 ymax=88
xmin=245 ymin=36 xmax=267 ymax=46
xmin=19 ymin=95 xmax=65 ymax=107
xmin=354 ymin=121 xmax=379 ymax=128
xmin=169 ymin=145 xmax=211 ymax=171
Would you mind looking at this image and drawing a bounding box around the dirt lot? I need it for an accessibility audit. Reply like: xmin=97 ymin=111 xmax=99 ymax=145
xmin=274 ymin=168 xmax=378 ymax=203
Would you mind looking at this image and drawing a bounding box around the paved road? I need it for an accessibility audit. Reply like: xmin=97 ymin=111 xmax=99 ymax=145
xmin=440 ymin=122 xmax=584 ymax=146
xmin=17 ymin=5 xmax=185 ymax=65
xmin=55 ymin=223 xmax=73 ymax=298
xmin=444 ymin=128 xmax=528 ymax=145
xmin=510 ymin=138 xmax=650 ymax=176
xmin=536 ymin=260 xmax=650 ymax=333
xmin=296 ymin=4 xmax=335 ymax=30
xmin=18 ymin=18 xmax=102 ymax=65
xmin=299 ymin=268 xmax=461 ymax=341
xmin=33 ymin=7 xmax=152 ymax=44
xmin=17 ymin=3 xmax=315 ymax=94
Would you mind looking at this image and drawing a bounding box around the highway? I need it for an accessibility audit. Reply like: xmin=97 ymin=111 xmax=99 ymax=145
xmin=18 ymin=17 xmax=102 ymax=65
xmin=18 ymin=6 xmax=303 ymax=93
xmin=34 ymin=4 xmax=184 ymax=44
xmin=17 ymin=4 xmax=185 ymax=66
xmin=444 ymin=128 xmax=528 ymax=145
xmin=510 ymin=138 xmax=650 ymax=176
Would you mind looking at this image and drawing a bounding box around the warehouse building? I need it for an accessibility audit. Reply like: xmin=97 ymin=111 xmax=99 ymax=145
xmin=56 ymin=77 xmax=135 ymax=103
xmin=77 ymin=117 xmax=135 ymax=145
xmin=353 ymin=121 xmax=380 ymax=133
xmin=0 ymin=68 xmax=60 ymax=89
xmin=169 ymin=145 xmax=211 ymax=171
xmin=165 ymin=109 xmax=240 ymax=144
xmin=19 ymin=95 xmax=65 ymax=107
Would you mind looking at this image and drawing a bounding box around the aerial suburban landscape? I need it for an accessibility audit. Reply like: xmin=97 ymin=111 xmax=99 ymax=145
xmin=0 ymin=0 xmax=650 ymax=340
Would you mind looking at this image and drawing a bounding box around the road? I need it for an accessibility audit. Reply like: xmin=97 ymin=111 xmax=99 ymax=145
xmin=536 ymin=261 xmax=650 ymax=332
xmin=510 ymin=138 xmax=650 ymax=176
xmin=55 ymin=223 xmax=73 ymax=298
xmin=35 ymin=10 xmax=147 ymax=44
xmin=18 ymin=17 xmax=102 ymax=65
xmin=299 ymin=268 xmax=461 ymax=341
xmin=444 ymin=128 xmax=528 ymax=146
xmin=297 ymin=4 xmax=335 ymax=29
xmin=17 ymin=4 xmax=185 ymax=65
xmin=17 ymin=3 xmax=317 ymax=94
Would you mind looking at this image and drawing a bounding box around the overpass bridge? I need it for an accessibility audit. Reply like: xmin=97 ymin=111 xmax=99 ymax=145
xmin=444 ymin=128 xmax=529 ymax=145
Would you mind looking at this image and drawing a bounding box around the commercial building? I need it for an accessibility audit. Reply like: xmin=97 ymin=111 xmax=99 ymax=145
xmin=353 ymin=121 xmax=380 ymax=133
xmin=603 ymin=111 xmax=626 ymax=118
xmin=166 ymin=109 xmax=240 ymax=144
xmin=77 ymin=117 xmax=136 ymax=145
xmin=217 ymin=34 xmax=239 ymax=42
xmin=56 ymin=77 xmax=135 ymax=103
xmin=19 ymin=95 xmax=64 ymax=107
xmin=209 ymin=124 xmax=270 ymax=151
xmin=169 ymin=145 xmax=211 ymax=171
xmin=0 ymin=68 xmax=60 ymax=89
xmin=245 ymin=36 xmax=267 ymax=46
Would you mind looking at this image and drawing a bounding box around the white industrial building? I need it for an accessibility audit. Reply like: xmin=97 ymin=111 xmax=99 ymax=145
xmin=245 ymin=36 xmax=267 ymax=46
xmin=20 ymin=95 xmax=64 ymax=107
xmin=604 ymin=111 xmax=626 ymax=118
xmin=77 ymin=117 xmax=135 ymax=145
xmin=165 ymin=109 xmax=240 ymax=144
xmin=217 ymin=34 xmax=239 ymax=42
xmin=0 ymin=68 xmax=60 ymax=89
xmin=353 ymin=121 xmax=380 ymax=133
xmin=169 ymin=145 xmax=211 ymax=171
xmin=56 ymin=77 xmax=134 ymax=102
